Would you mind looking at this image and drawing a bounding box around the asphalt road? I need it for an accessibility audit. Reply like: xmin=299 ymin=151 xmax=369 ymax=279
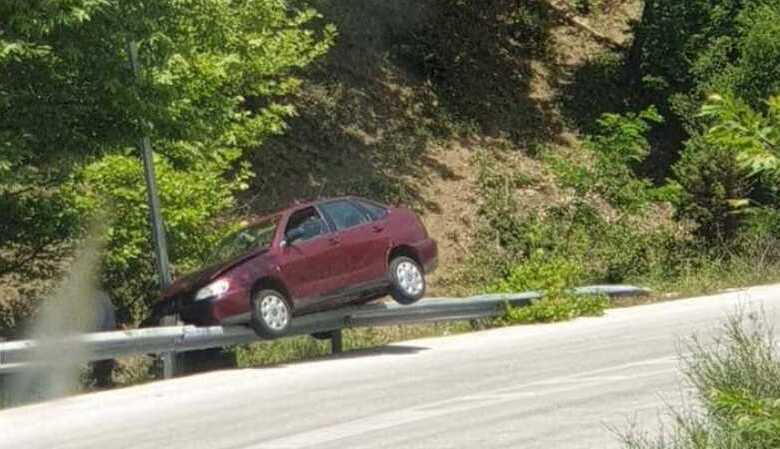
xmin=2 ymin=285 xmax=780 ymax=449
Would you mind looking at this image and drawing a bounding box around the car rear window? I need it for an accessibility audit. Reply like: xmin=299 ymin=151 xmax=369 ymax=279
xmin=319 ymin=200 xmax=370 ymax=231
xmin=354 ymin=198 xmax=388 ymax=220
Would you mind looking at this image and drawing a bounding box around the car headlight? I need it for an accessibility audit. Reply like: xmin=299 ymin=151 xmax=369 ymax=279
xmin=195 ymin=279 xmax=230 ymax=301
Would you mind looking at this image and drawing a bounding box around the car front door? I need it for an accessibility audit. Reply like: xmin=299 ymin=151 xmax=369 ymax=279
xmin=275 ymin=207 xmax=343 ymax=312
xmin=318 ymin=199 xmax=391 ymax=296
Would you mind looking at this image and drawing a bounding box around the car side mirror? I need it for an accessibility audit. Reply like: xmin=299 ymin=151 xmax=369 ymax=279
xmin=284 ymin=227 xmax=305 ymax=246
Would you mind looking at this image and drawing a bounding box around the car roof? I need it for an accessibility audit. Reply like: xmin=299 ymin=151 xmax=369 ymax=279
xmin=243 ymin=196 xmax=373 ymax=227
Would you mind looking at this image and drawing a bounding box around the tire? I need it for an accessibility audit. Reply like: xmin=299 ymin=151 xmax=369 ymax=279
xmin=388 ymin=256 xmax=426 ymax=305
xmin=250 ymin=289 xmax=292 ymax=339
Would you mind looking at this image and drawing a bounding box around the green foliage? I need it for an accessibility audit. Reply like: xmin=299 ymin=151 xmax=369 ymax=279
xmin=0 ymin=190 xmax=81 ymax=277
xmin=549 ymin=107 xmax=664 ymax=212
xmin=722 ymin=4 xmax=780 ymax=108
xmin=674 ymin=94 xmax=780 ymax=242
xmin=236 ymin=337 xmax=329 ymax=367
xmin=468 ymin=146 xmax=683 ymax=298
xmin=709 ymin=390 xmax=780 ymax=445
xmin=672 ymin=138 xmax=751 ymax=241
xmin=491 ymin=250 xmax=583 ymax=294
xmin=502 ymin=294 xmax=607 ymax=324
xmin=492 ymin=249 xmax=607 ymax=324
xmin=628 ymin=0 xmax=780 ymax=184
xmin=0 ymin=0 xmax=334 ymax=328
xmin=71 ymin=154 xmax=250 ymax=322
xmin=631 ymin=0 xmax=745 ymax=102
xmin=0 ymin=0 xmax=335 ymax=177
xmin=473 ymin=151 xmax=537 ymax=253
xmin=700 ymin=95 xmax=780 ymax=178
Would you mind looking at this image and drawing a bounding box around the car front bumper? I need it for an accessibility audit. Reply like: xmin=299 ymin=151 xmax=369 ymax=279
xmin=150 ymin=290 xmax=250 ymax=327
xmin=149 ymin=297 xmax=218 ymax=326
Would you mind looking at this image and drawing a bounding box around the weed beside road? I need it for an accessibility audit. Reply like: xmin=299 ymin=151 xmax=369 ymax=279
xmin=620 ymin=311 xmax=780 ymax=449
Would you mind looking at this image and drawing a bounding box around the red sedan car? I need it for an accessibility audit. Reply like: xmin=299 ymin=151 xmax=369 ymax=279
xmin=150 ymin=197 xmax=437 ymax=338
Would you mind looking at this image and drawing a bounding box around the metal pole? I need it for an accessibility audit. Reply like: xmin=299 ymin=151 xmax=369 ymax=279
xmin=127 ymin=41 xmax=175 ymax=378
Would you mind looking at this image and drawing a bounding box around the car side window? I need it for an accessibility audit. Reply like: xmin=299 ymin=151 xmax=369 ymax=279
xmin=353 ymin=198 xmax=388 ymax=221
xmin=285 ymin=207 xmax=327 ymax=242
xmin=319 ymin=200 xmax=370 ymax=231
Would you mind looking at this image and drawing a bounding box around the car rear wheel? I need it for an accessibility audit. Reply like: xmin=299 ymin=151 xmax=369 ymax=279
xmin=388 ymin=256 xmax=426 ymax=305
xmin=250 ymin=289 xmax=292 ymax=339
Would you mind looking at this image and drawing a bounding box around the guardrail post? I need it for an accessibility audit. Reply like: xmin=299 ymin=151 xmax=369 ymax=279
xmin=330 ymin=330 xmax=343 ymax=354
xmin=0 ymin=337 xmax=7 ymax=407
xmin=161 ymin=315 xmax=178 ymax=379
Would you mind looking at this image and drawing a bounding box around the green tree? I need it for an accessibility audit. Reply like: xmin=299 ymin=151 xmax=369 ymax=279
xmin=700 ymin=94 xmax=780 ymax=179
xmin=0 ymin=0 xmax=334 ymax=325
xmin=674 ymin=94 xmax=780 ymax=241
xmin=627 ymin=0 xmax=780 ymax=179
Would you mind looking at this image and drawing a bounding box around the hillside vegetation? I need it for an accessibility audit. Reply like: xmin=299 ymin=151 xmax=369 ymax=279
xmin=2 ymin=0 xmax=780 ymax=339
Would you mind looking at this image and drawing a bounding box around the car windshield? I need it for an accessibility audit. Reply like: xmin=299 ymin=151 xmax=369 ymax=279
xmin=206 ymin=216 xmax=280 ymax=265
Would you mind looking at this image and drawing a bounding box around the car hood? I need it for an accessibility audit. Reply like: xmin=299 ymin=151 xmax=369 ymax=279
xmin=161 ymin=247 xmax=269 ymax=301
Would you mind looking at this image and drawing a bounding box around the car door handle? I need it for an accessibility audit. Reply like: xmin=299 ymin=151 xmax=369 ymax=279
xmin=372 ymin=225 xmax=384 ymax=233
xmin=328 ymin=237 xmax=341 ymax=245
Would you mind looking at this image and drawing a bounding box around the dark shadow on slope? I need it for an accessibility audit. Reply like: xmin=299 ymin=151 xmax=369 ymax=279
xmin=556 ymin=49 xmax=631 ymax=133
xmin=556 ymin=46 xmax=691 ymax=183
xmin=242 ymin=1 xmax=456 ymax=215
xmin=394 ymin=0 xmax=561 ymax=148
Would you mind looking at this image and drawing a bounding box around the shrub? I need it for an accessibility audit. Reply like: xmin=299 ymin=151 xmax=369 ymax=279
xmin=630 ymin=0 xmax=745 ymax=99
xmin=673 ymin=94 xmax=780 ymax=243
xmin=492 ymin=249 xmax=607 ymax=324
xmin=722 ymin=4 xmax=780 ymax=109
xmin=621 ymin=312 xmax=780 ymax=449
xmin=503 ymin=294 xmax=608 ymax=324
xmin=470 ymin=145 xmax=685 ymax=293
xmin=672 ymin=137 xmax=751 ymax=242
xmin=549 ymin=107 xmax=664 ymax=212
xmin=491 ymin=250 xmax=583 ymax=294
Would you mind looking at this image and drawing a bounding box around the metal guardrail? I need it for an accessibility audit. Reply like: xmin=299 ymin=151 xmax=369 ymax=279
xmin=0 ymin=285 xmax=649 ymax=375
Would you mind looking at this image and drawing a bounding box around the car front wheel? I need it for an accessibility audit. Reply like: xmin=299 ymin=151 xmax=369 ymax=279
xmin=250 ymin=289 xmax=292 ymax=339
xmin=388 ymin=256 xmax=426 ymax=305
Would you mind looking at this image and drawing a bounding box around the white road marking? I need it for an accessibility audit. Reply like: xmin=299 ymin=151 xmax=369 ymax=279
xmin=249 ymin=358 xmax=676 ymax=448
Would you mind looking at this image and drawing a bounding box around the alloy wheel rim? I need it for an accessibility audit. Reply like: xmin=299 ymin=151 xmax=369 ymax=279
xmin=396 ymin=261 xmax=424 ymax=296
xmin=260 ymin=294 xmax=289 ymax=331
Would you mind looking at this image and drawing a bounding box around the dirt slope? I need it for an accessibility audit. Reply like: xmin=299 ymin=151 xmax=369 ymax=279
xmin=242 ymin=0 xmax=643 ymax=294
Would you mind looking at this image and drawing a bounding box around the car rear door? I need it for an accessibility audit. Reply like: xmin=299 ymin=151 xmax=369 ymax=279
xmin=318 ymin=199 xmax=391 ymax=294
